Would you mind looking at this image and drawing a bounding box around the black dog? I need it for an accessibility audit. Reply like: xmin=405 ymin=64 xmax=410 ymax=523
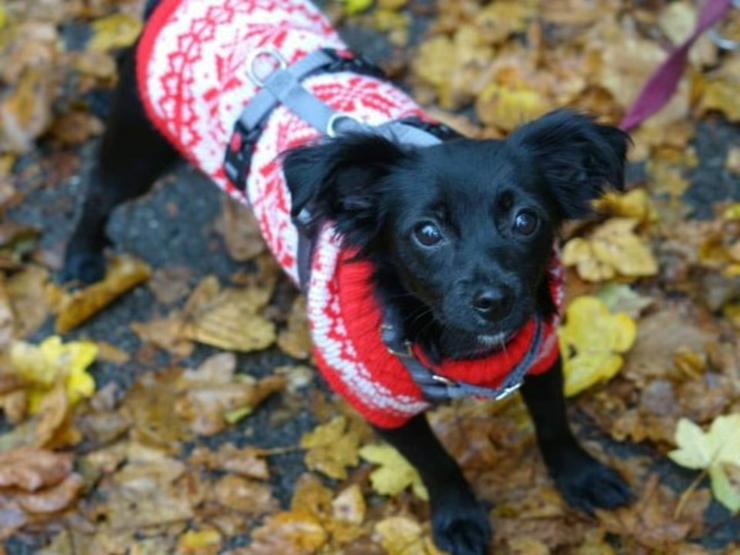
xmin=63 ymin=5 xmax=632 ymax=554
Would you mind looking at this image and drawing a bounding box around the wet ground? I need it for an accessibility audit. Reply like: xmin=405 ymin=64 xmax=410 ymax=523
xmin=4 ymin=7 xmax=739 ymax=554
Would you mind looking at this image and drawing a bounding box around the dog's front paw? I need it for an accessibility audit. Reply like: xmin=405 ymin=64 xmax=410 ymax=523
xmin=61 ymin=250 xmax=106 ymax=285
xmin=431 ymin=494 xmax=492 ymax=555
xmin=552 ymin=449 xmax=632 ymax=515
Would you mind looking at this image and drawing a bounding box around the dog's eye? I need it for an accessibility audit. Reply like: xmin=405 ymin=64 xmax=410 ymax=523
xmin=414 ymin=222 xmax=443 ymax=247
xmin=512 ymin=211 xmax=538 ymax=236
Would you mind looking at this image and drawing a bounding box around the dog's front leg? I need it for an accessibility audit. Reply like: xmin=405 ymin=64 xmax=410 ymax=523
xmin=520 ymin=357 xmax=632 ymax=514
xmin=375 ymin=413 xmax=492 ymax=555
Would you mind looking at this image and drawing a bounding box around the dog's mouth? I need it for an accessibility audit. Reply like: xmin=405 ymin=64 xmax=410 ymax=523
xmin=476 ymin=330 xmax=515 ymax=348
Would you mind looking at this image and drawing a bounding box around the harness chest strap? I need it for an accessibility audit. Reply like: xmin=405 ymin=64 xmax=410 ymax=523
xmin=223 ymin=48 xmax=539 ymax=404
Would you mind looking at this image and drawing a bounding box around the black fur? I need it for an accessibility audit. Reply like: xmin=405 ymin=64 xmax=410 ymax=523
xmin=283 ymin=111 xmax=630 ymax=362
xmin=62 ymin=11 xmax=632 ymax=551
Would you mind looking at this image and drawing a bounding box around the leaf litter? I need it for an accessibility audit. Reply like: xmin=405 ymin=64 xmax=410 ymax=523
xmin=0 ymin=0 xmax=739 ymax=552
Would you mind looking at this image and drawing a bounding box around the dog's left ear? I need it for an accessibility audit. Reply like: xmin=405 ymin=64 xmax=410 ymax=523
xmin=283 ymin=133 xmax=409 ymax=248
xmin=509 ymin=110 xmax=630 ymax=219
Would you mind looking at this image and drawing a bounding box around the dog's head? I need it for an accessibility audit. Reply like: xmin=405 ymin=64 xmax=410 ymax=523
xmin=284 ymin=110 xmax=629 ymax=360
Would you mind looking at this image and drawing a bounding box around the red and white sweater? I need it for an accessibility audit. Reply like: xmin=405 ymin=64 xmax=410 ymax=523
xmin=137 ymin=0 xmax=562 ymax=429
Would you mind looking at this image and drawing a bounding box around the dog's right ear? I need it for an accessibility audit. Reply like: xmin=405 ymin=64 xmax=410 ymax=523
xmin=283 ymin=133 xmax=408 ymax=249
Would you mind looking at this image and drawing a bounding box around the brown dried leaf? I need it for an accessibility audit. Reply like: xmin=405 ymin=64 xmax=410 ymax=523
xmin=4 ymin=265 xmax=50 ymax=338
xmin=0 ymin=68 xmax=54 ymax=154
xmin=120 ymin=369 xmax=192 ymax=450
xmin=212 ymin=475 xmax=277 ymax=515
xmin=237 ymin=511 xmax=328 ymax=555
xmin=14 ymin=472 xmax=83 ymax=514
xmin=0 ymin=448 xmax=71 ymax=490
xmin=181 ymin=279 xmax=276 ymax=352
xmin=190 ymin=443 xmax=269 ymax=480
xmin=215 ymin=196 xmax=265 ymax=262
xmin=56 ymin=255 xmax=151 ymax=334
xmin=278 ymin=295 xmax=312 ymax=360
xmin=597 ymin=474 xmax=709 ymax=549
xmin=374 ymin=516 xmax=442 ymax=555
xmin=130 ymin=315 xmax=194 ymax=359
xmin=148 ymin=266 xmax=192 ymax=305
xmin=176 ymin=363 xmax=285 ymax=436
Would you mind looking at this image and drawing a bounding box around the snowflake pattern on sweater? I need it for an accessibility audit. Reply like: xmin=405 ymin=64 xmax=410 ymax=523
xmin=137 ymin=0 xmax=562 ymax=428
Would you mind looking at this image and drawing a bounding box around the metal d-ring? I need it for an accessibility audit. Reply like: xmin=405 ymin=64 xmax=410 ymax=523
xmin=326 ymin=113 xmax=363 ymax=138
xmin=246 ymin=48 xmax=288 ymax=87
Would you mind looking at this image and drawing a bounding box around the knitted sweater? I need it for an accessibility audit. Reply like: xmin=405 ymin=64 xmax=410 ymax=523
xmin=137 ymin=0 xmax=562 ymax=429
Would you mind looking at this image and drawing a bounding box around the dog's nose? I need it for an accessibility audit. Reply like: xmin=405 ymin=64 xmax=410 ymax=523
xmin=472 ymin=287 xmax=513 ymax=321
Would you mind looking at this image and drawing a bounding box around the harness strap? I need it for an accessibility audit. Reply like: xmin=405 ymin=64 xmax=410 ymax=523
xmin=381 ymin=305 xmax=543 ymax=402
xmin=224 ymin=47 xmax=540 ymax=404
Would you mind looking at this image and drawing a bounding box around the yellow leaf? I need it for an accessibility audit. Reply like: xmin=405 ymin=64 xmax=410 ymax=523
xmin=88 ymin=14 xmax=143 ymax=52
xmin=558 ymin=296 xmax=637 ymax=397
xmin=300 ymin=416 xmax=361 ymax=480
xmin=476 ymin=82 xmax=550 ymax=132
xmin=374 ymin=516 xmax=442 ymax=555
xmin=177 ymin=528 xmax=222 ymax=554
xmin=10 ymin=336 xmax=97 ymax=413
xmin=562 ymin=218 xmax=657 ymax=282
xmin=668 ymin=415 xmax=740 ymax=512
xmin=723 ymin=203 xmax=740 ymax=221
xmin=331 ymin=484 xmax=366 ymax=524
xmin=593 ymin=189 xmax=658 ymax=224
xmin=709 ymin=465 xmax=740 ymax=513
xmin=669 ymin=415 xmax=740 ymax=470
xmin=359 ymin=443 xmax=428 ymax=500
xmin=339 ymin=0 xmax=374 ymax=15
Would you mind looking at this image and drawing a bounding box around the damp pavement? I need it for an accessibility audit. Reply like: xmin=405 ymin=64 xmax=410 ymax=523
xmin=4 ymin=11 xmax=740 ymax=554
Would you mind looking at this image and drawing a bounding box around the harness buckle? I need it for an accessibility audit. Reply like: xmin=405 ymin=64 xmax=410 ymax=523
xmin=224 ymin=120 xmax=262 ymax=192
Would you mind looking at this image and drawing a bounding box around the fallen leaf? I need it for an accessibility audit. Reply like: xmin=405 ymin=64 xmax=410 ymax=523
xmin=0 ymin=68 xmax=53 ymax=153
xmin=374 ymin=516 xmax=441 ymax=555
xmin=175 ymin=355 xmax=285 ymax=436
xmin=593 ymin=189 xmax=658 ymax=224
xmin=56 ymin=255 xmax=151 ymax=334
xmin=10 ymin=336 xmax=97 ymax=413
xmin=239 ymin=511 xmax=328 ymax=554
xmin=177 ymin=528 xmax=222 ymax=555
xmin=331 ymin=484 xmax=366 ymax=525
xmin=215 ymin=196 xmax=265 ymax=262
xmin=339 ymin=0 xmax=374 ymax=16
xmin=130 ymin=315 xmax=194 ymax=359
xmin=212 ymin=474 xmax=277 ymax=515
xmin=277 ymin=295 xmax=312 ymax=360
xmin=597 ymin=474 xmax=709 ymax=549
xmin=0 ymin=448 xmax=72 ymax=490
xmin=190 ymin=443 xmax=269 ymax=480
xmin=563 ymin=218 xmax=658 ymax=282
xmin=300 ymin=416 xmax=361 ymax=481
xmin=88 ymin=13 xmax=142 ymax=52
xmin=148 ymin=266 xmax=192 ymax=305
xmin=476 ymin=81 xmax=550 ymax=132
xmin=596 ymin=283 xmax=653 ymax=319
xmin=668 ymin=415 xmax=740 ymax=512
xmin=14 ymin=472 xmax=83 ymax=513
xmin=359 ymin=443 xmax=428 ymax=500
xmin=4 ymin=265 xmax=50 ymax=338
xmin=181 ymin=278 xmax=276 ymax=352
xmin=558 ymin=296 xmax=637 ymax=397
